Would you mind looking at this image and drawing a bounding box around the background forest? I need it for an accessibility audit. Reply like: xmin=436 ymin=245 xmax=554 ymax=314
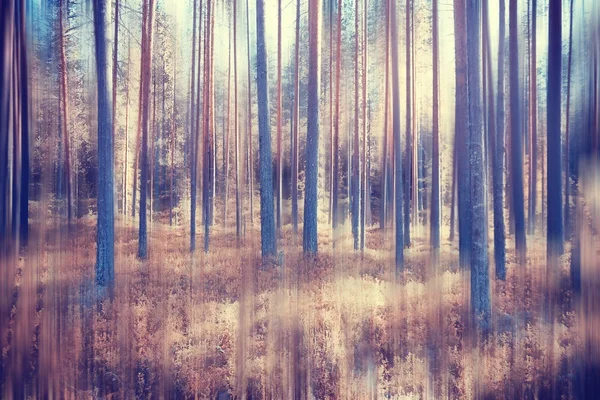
xmin=1 ymin=0 xmax=600 ymax=398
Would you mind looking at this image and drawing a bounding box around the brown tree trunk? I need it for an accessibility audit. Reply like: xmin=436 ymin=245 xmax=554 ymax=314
xmin=59 ymin=0 xmax=72 ymax=221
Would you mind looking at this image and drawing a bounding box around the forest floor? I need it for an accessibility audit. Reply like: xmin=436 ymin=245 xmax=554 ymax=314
xmin=0 ymin=206 xmax=594 ymax=399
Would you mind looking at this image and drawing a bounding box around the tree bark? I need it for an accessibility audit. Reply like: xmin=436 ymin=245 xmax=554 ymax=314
xmin=303 ymin=0 xmax=321 ymax=254
xmin=256 ymin=0 xmax=276 ymax=257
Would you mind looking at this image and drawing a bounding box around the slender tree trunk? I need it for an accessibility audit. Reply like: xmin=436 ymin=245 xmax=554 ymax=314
xmin=112 ymin=0 xmax=119 ymax=169
xmin=276 ymin=0 xmax=282 ymax=233
xmin=360 ymin=0 xmax=368 ymax=251
xmin=404 ymin=0 xmax=412 ymax=247
xmin=224 ymin=27 xmax=231 ymax=228
xmin=564 ymin=0 xmax=574 ymax=236
xmin=494 ymin=0 xmax=507 ymax=279
xmin=190 ymin=0 xmax=199 ymax=252
xmin=391 ymin=0 xmax=404 ymax=272
xmin=93 ymin=0 xmax=115 ymax=296
xmin=138 ymin=0 xmax=155 ymax=260
xmin=431 ymin=0 xmax=440 ymax=250
xmin=547 ymin=0 xmax=563 ymax=258
xmin=454 ymin=0 xmax=470 ymax=267
xmin=509 ymin=0 xmax=526 ymax=261
xmin=59 ymin=0 xmax=72 ymax=221
xmin=528 ymin=0 xmax=537 ymax=234
xmin=234 ymin=0 xmax=241 ymax=238
xmin=352 ymin=0 xmax=360 ymax=250
xmin=467 ymin=0 xmax=490 ymax=334
xmin=303 ymin=0 xmax=321 ymax=254
xmin=449 ymin=131 xmax=457 ymax=241
xmin=246 ymin=0 xmax=254 ymax=226
xmin=170 ymin=45 xmax=176 ymax=226
xmin=292 ymin=0 xmax=301 ymax=233
xmin=123 ymin=36 xmax=131 ymax=217
xmin=380 ymin=0 xmax=389 ymax=231
xmin=256 ymin=0 xmax=276 ymax=257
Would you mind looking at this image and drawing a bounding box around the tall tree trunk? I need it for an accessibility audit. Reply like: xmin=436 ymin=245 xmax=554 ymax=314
xmin=454 ymin=0 xmax=470 ymax=268
xmin=93 ymin=0 xmax=115 ymax=295
xmin=276 ymin=0 xmax=282 ymax=233
xmin=528 ymin=0 xmax=537 ymax=234
xmin=112 ymin=0 xmax=119 ymax=171
xmin=380 ymin=0 xmax=389 ymax=231
xmin=352 ymin=0 xmax=360 ymax=251
xmin=59 ymin=0 xmax=72 ymax=221
xmin=292 ymin=0 xmax=301 ymax=233
xmin=360 ymin=0 xmax=368 ymax=251
xmin=564 ymin=0 xmax=574 ymax=236
xmin=138 ymin=0 xmax=156 ymax=260
xmin=203 ymin=0 xmax=214 ymax=252
xmin=224 ymin=25 xmax=231 ymax=228
xmin=431 ymin=0 xmax=440 ymax=250
xmin=303 ymin=0 xmax=321 ymax=254
xmin=256 ymin=0 xmax=276 ymax=257
xmin=547 ymin=0 xmax=563 ymax=258
xmin=509 ymin=0 xmax=526 ymax=261
xmin=391 ymin=0 xmax=404 ymax=272
xmin=190 ymin=0 xmax=199 ymax=252
xmin=246 ymin=0 xmax=254 ymax=226
xmin=170 ymin=44 xmax=176 ymax=226
xmin=494 ymin=0 xmax=507 ymax=279
xmin=404 ymin=0 xmax=412 ymax=247
xmin=467 ymin=0 xmax=490 ymax=334
xmin=234 ymin=0 xmax=241 ymax=238
xmin=123 ymin=35 xmax=131 ymax=217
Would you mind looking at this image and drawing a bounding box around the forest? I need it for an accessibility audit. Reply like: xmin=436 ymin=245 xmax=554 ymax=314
xmin=1 ymin=0 xmax=600 ymax=398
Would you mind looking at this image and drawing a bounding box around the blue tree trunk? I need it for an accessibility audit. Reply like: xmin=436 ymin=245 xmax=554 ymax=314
xmin=93 ymin=0 xmax=115 ymax=296
xmin=467 ymin=0 xmax=491 ymax=333
xmin=454 ymin=0 xmax=471 ymax=269
xmin=256 ymin=0 xmax=276 ymax=257
xmin=390 ymin=0 xmax=404 ymax=273
xmin=509 ymin=0 xmax=526 ymax=261
xmin=303 ymin=0 xmax=320 ymax=254
xmin=547 ymin=0 xmax=563 ymax=258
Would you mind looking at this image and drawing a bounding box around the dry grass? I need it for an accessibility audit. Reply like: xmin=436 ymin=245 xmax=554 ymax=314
xmin=0 ymin=212 xmax=592 ymax=399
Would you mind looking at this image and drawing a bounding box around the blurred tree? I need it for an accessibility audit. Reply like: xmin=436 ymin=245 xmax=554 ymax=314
xmin=547 ymin=0 xmax=563 ymax=259
xmin=467 ymin=0 xmax=490 ymax=333
xmin=391 ymin=0 xmax=404 ymax=272
xmin=93 ymin=0 xmax=115 ymax=295
xmin=510 ymin=0 xmax=526 ymax=262
xmin=303 ymin=0 xmax=320 ymax=254
xmin=256 ymin=0 xmax=276 ymax=257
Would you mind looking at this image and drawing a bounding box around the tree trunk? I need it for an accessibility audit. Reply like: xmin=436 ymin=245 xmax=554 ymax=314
xmin=93 ymin=0 xmax=115 ymax=296
xmin=351 ymin=0 xmax=360 ymax=250
xmin=276 ymin=0 xmax=283 ymax=233
xmin=360 ymin=0 xmax=368 ymax=251
xmin=547 ymin=0 xmax=563 ymax=258
xmin=170 ymin=44 xmax=176 ymax=226
xmin=454 ymin=0 xmax=470 ymax=268
xmin=404 ymin=0 xmax=412 ymax=247
xmin=509 ymin=0 xmax=526 ymax=261
xmin=138 ymin=0 xmax=156 ymax=260
xmin=564 ymin=0 xmax=574 ymax=236
xmin=494 ymin=0 xmax=507 ymax=279
xmin=59 ymin=0 xmax=73 ymax=221
xmin=431 ymin=0 xmax=440 ymax=250
xmin=391 ymin=0 xmax=404 ymax=272
xmin=467 ymin=0 xmax=490 ymax=334
xmin=527 ymin=0 xmax=537 ymax=235
xmin=234 ymin=0 xmax=241 ymax=238
xmin=190 ymin=0 xmax=200 ymax=252
xmin=246 ymin=0 xmax=254 ymax=226
xmin=256 ymin=0 xmax=276 ymax=257
xmin=380 ymin=0 xmax=389 ymax=231
xmin=303 ymin=0 xmax=321 ymax=254
xmin=292 ymin=0 xmax=301 ymax=233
